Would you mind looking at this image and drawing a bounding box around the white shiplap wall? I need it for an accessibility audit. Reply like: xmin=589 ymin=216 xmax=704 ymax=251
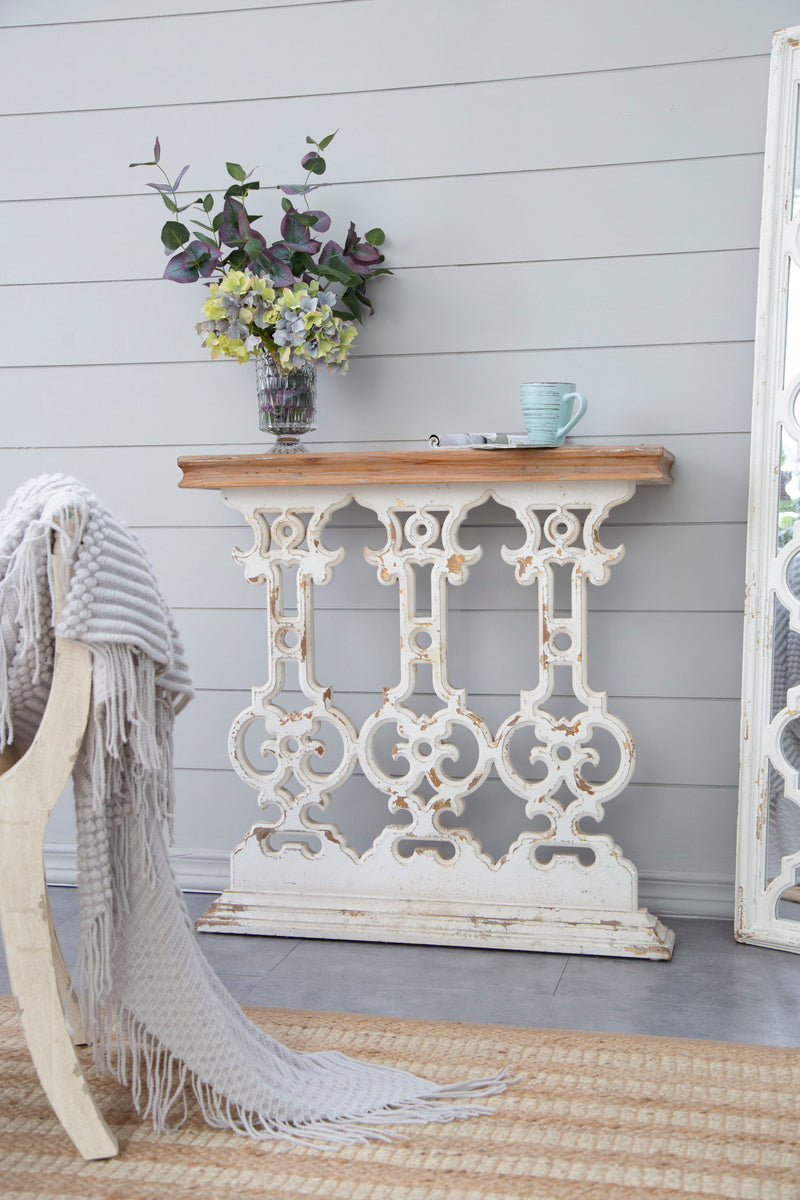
xmin=3 ymin=0 xmax=797 ymax=917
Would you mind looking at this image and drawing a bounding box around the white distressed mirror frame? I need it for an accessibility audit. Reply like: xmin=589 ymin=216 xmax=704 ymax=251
xmin=737 ymin=25 xmax=800 ymax=951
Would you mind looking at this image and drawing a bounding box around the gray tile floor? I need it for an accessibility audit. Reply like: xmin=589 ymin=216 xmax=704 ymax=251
xmin=1 ymin=887 xmax=798 ymax=1048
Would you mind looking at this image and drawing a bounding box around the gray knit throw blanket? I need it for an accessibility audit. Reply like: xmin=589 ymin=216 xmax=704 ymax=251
xmin=0 ymin=476 xmax=508 ymax=1144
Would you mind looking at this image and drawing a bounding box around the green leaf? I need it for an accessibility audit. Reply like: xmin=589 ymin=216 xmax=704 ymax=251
xmin=317 ymin=261 xmax=351 ymax=285
xmin=160 ymin=220 xmax=190 ymax=250
xmin=226 ymin=248 xmax=247 ymax=269
xmin=192 ymin=230 xmax=220 ymax=249
xmin=203 ymin=193 xmax=214 ymax=212
xmin=281 ymin=197 xmax=293 ymax=213
xmin=212 ymin=212 xmax=224 ymax=231
xmin=317 ymin=131 xmax=337 ymax=151
xmin=159 ymin=193 xmax=178 ymax=213
xmin=129 ymin=158 xmax=157 ymax=168
xmin=365 ymin=227 xmax=385 ymax=246
xmin=243 ymin=237 xmax=265 ymax=260
xmin=224 ymin=181 xmax=259 ymax=199
xmin=341 ymin=290 xmax=363 ymax=321
xmin=226 ymin=162 xmax=247 ymax=182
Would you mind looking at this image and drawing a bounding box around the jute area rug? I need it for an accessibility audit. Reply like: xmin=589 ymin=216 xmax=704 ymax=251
xmin=1 ymin=995 xmax=799 ymax=1200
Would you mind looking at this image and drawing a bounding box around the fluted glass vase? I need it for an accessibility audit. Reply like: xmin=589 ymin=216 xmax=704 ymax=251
xmin=254 ymin=354 xmax=317 ymax=453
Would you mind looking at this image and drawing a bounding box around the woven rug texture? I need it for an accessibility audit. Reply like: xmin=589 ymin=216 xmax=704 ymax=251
xmin=1 ymin=995 xmax=799 ymax=1200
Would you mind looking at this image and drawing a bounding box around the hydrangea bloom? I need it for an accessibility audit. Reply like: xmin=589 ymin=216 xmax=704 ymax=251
xmin=196 ymin=269 xmax=357 ymax=372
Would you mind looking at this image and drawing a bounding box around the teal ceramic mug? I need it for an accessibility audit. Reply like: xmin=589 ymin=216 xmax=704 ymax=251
xmin=520 ymin=382 xmax=588 ymax=446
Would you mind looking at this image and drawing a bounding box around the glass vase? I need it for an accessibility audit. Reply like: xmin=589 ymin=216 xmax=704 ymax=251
xmin=254 ymin=354 xmax=317 ymax=453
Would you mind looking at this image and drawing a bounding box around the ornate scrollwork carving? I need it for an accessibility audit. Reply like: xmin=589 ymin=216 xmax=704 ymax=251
xmin=227 ymin=487 xmax=637 ymax=907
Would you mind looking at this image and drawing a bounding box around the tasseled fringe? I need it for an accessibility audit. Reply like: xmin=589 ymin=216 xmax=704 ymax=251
xmin=86 ymin=999 xmax=515 ymax=1149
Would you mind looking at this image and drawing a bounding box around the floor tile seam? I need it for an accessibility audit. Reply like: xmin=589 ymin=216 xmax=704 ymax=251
xmin=551 ymin=954 xmax=571 ymax=997
xmin=201 ymin=965 xmax=276 ymax=980
xmin=250 ymin=974 xmax=565 ymax=1002
xmin=264 ymin=939 xmax=304 ymax=975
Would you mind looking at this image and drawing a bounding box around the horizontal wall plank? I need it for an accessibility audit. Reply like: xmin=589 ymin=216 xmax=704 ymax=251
xmin=1 ymin=0 xmax=341 ymax=26
xmin=139 ymin=522 xmax=745 ymax=614
xmin=0 ymin=155 xmax=763 ymax=286
xmin=591 ymin=785 xmax=737 ymax=883
xmin=173 ymin=606 xmax=744 ymax=698
xmin=174 ymin=687 xmax=740 ymax=787
xmin=0 ymin=433 xmax=749 ymax=528
xmin=0 ymin=341 xmax=756 ymax=447
xmin=0 ymin=253 xmax=759 ymax=366
xmin=0 ymin=58 xmax=770 ymax=202
xmin=1 ymin=0 xmax=793 ymax=111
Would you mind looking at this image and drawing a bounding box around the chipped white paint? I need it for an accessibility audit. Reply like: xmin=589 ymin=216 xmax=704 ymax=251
xmin=200 ymin=479 xmax=674 ymax=959
xmin=737 ymin=25 xmax=800 ymax=953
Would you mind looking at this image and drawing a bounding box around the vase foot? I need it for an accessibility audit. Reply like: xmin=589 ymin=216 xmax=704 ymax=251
xmin=269 ymin=435 xmax=307 ymax=453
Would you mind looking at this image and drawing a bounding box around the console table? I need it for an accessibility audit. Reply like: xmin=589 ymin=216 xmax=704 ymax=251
xmin=178 ymin=445 xmax=675 ymax=959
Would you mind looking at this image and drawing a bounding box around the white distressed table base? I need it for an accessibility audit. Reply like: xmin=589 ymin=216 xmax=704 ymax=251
xmin=199 ymin=889 xmax=674 ymax=958
xmin=194 ymin=473 xmax=674 ymax=960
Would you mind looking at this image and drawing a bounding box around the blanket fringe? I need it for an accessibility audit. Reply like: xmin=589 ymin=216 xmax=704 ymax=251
xmin=90 ymin=1000 xmax=513 ymax=1148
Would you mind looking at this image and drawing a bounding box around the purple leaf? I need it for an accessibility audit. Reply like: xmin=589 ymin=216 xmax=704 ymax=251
xmin=319 ymin=239 xmax=342 ymax=264
xmin=280 ymin=209 xmax=321 ymax=253
xmin=163 ymin=254 xmax=199 ymax=283
xmin=348 ymin=242 xmax=382 ymax=265
xmin=307 ymin=209 xmax=331 ymax=233
xmin=147 ymin=181 xmax=172 ymax=192
xmin=220 ymin=195 xmax=244 ymax=246
xmin=154 ymin=136 xmax=161 ymax=163
xmin=237 ymin=207 xmax=266 ymax=247
xmin=172 ymin=164 xmax=190 ymax=190
xmin=278 ymin=183 xmax=319 ymax=196
xmin=250 ymin=245 xmax=295 ymax=287
xmin=163 ymin=240 xmax=220 ymax=282
xmin=196 ymin=242 xmax=222 ymax=276
xmin=342 ymin=255 xmax=377 ymax=277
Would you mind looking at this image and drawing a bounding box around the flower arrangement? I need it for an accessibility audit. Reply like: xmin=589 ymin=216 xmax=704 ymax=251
xmin=131 ymin=133 xmax=389 ymax=373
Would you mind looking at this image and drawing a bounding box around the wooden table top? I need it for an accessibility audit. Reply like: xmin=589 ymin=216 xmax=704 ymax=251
xmin=177 ymin=445 xmax=674 ymax=489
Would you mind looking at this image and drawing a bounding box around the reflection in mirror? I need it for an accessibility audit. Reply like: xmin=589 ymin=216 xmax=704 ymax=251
xmin=767 ymin=754 xmax=800 ymax=886
xmin=777 ymin=870 xmax=800 ymax=921
xmin=768 ymin=586 xmax=800 ymax=886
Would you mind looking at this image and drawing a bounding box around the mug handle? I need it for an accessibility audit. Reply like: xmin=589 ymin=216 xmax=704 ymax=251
xmin=557 ymin=392 xmax=588 ymax=438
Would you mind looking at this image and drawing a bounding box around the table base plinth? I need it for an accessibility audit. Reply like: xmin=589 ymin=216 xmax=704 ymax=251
xmin=196 ymin=890 xmax=674 ymax=959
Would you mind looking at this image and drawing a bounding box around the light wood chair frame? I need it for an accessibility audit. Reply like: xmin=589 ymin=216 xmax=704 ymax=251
xmin=0 ymin=531 xmax=118 ymax=1159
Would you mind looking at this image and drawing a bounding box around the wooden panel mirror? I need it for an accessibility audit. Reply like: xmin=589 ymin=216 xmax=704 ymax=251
xmin=737 ymin=25 xmax=800 ymax=951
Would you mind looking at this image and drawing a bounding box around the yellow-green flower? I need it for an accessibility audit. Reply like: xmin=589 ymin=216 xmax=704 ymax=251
xmin=220 ymin=269 xmax=252 ymax=296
